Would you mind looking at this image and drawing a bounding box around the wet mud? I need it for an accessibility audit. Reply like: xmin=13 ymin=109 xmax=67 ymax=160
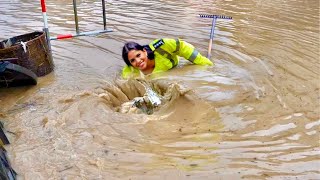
xmin=0 ymin=0 xmax=319 ymax=179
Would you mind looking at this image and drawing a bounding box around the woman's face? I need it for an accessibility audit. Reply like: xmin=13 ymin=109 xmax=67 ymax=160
xmin=127 ymin=49 xmax=148 ymax=70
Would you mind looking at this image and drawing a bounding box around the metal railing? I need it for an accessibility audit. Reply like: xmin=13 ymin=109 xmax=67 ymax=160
xmin=40 ymin=0 xmax=113 ymax=60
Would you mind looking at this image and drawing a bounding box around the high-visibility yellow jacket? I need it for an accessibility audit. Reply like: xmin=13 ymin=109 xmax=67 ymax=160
xmin=122 ymin=38 xmax=213 ymax=78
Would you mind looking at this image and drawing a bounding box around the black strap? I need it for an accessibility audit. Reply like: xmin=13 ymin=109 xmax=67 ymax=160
xmin=152 ymin=39 xmax=165 ymax=49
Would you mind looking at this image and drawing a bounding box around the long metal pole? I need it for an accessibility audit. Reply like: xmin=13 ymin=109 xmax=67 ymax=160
xmin=50 ymin=29 xmax=113 ymax=40
xmin=207 ymin=16 xmax=217 ymax=59
xmin=102 ymin=0 xmax=107 ymax=30
xmin=40 ymin=0 xmax=53 ymax=64
xmin=73 ymin=0 xmax=80 ymax=34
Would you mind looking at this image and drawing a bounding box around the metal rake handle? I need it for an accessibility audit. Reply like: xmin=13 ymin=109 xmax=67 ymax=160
xmin=199 ymin=14 xmax=232 ymax=19
xmin=199 ymin=13 xmax=232 ymax=58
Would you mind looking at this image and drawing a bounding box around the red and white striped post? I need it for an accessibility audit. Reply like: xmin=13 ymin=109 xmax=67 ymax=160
xmin=50 ymin=30 xmax=113 ymax=40
xmin=40 ymin=0 xmax=53 ymax=61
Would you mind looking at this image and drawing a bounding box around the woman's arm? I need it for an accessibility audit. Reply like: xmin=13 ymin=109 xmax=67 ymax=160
xmin=165 ymin=38 xmax=214 ymax=66
xmin=122 ymin=65 xmax=140 ymax=79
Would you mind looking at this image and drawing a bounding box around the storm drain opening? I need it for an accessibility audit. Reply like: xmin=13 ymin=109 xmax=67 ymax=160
xmin=94 ymin=79 xmax=186 ymax=115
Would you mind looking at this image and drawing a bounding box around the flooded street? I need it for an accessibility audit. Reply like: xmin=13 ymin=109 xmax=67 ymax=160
xmin=0 ymin=0 xmax=319 ymax=179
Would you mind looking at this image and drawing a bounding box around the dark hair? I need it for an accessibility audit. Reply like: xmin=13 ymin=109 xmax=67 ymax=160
xmin=122 ymin=42 xmax=154 ymax=66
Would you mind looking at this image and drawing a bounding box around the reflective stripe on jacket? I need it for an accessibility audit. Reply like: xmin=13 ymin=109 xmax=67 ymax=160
xmin=122 ymin=38 xmax=213 ymax=78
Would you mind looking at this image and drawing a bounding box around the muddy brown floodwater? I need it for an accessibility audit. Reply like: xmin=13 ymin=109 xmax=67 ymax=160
xmin=0 ymin=0 xmax=319 ymax=179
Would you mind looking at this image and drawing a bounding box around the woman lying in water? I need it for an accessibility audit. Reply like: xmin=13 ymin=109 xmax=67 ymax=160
xmin=121 ymin=38 xmax=213 ymax=78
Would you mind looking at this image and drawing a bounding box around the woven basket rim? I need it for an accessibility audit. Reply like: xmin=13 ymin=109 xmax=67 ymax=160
xmin=23 ymin=31 xmax=45 ymax=45
xmin=0 ymin=31 xmax=45 ymax=50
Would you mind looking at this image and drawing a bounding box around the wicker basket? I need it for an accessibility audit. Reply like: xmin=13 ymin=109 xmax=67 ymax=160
xmin=0 ymin=31 xmax=54 ymax=77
